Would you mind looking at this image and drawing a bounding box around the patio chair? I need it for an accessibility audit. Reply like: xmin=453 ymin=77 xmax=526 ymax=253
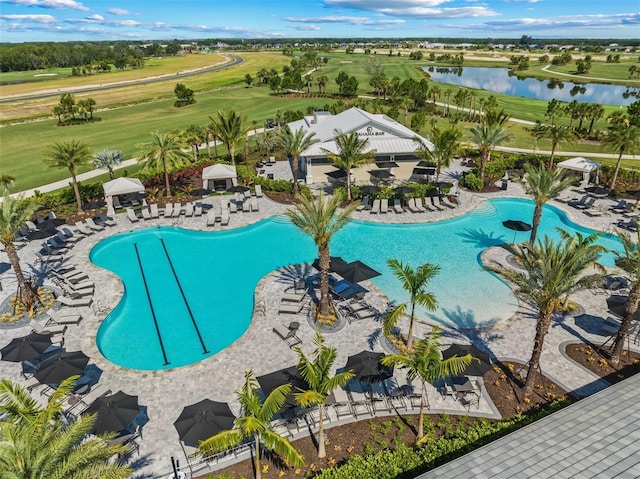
xmin=278 ymin=302 xmax=304 ymax=315
xmin=172 ymin=203 xmax=183 ymax=217
xmin=194 ymin=205 xmax=203 ymax=217
xmin=440 ymin=195 xmax=457 ymax=208
xmin=414 ymin=198 xmax=426 ymax=213
xmin=85 ymin=217 xmax=105 ymax=231
xmin=568 ymin=195 xmax=589 ymax=208
xmin=584 ymin=203 xmax=610 ymax=217
xmin=150 ymin=203 xmax=160 ymax=218
xmin=272 ymin=323 xmax=302 ymax=348
xmin=56 ymin=295 xmax=92 ymax=308
xmin=42 ymin=242 xmax=68 ymax=256
xmin=56 ymin=230 xmax=80 ymax=244
xmin=125 ymin=209 xmax=139 ymax=223
xmin=255 ymin=184 xmax=263 ymax=197
xmin=243 ymin=190 xmax=251 ymax=200
xmin=68 ymin=387 xmax=112 ymax=416
xmin=282 ymin=292 xmax=305 ymax=303
xmin=357 ymin=197 xmax=370 ymax=211
xmin=430 ymin=196 xmax=443 ymax=211
xmin=220 ymin=208 xmax=230 ymax=226
xmin=112 ymin=196 xmax=123 ymax=209
xmin=206 ymin=210 xmax=217 ymax=227
xmin=31 ymin=319 xmax=67 ymax=341
xmin=98 ymin=213 xmax=117 ymax=227
xmin=380 ymin=198 xmax=388 ymax=214
xmin=141 ymin=207 xmax=151 ymax=220
xmin=369 ymin=198 xmax=380 ymax=214
xmin=162 ymin=203 xmax=173 ymax=217
xmin=250 ymin=197 xmax=259 ymax=212
xmin=242 ymin=200 xmax=250 ymax=213
xmin=35 ymin=251 xmax=64 ymax=264
xmin=574 ymin=197 xmax=596 ymax=210
xmin=393 ymin=199 xmax=404 ymax=213
xmin=228 ymin=200 xmax=238 ymax=213
xmin=25 ymin=220 xmax=38 ymax=231
xmin=75 ymin=221 xmax=94 ymax=235
xmin=46 ymin=307 xmax=82 ymax=326
xmin=184 ymin=202 xmax=194 ymax=217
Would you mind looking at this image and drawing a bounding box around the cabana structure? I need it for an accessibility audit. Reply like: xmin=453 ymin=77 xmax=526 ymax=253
xmin=102 ymin=177 xmax=145 ymax=215
xmin=202 ymin=164 xmax=238 ymax=191
xmin=287 ymin=107 xmax=434 ymax=184
xmin=557 ymin=157 xmax=601 ymax=187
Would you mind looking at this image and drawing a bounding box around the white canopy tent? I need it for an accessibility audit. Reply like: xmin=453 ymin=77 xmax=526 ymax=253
xmin=557 ymin=157 xmax=601 ymax=186
xmin=202 ymin=164 xmax=237 ymax=191
xmin=102 ymin=177 xmax=145 ymax=216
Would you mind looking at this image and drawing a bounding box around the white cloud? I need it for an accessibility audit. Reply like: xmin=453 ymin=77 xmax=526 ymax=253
xmin=321 ymin=0 xmax=498 ymax=19
xmin=503 ymin=0 xmax=539 ymax=3
xmin=1 ymin=0 xmax=89 ymax=11
xmin=0 ymin=13 xmax=56 ymax=22
xmin=444 ymin=12 xmax=640 ymax=31
xmin=286 ymin=15 xmax=404 ymax=25
xmin=86 ymin=14 xmax=103 ymax=21
xmin=324 ymin=0 xmax=452 ymax=7
xmin=106 ymin=7 xmax=130 ymax=15
xmin=293 ymin=24 xmax=321 ymax=31
xmin=113 ymin=19 xmax=139 ymax=26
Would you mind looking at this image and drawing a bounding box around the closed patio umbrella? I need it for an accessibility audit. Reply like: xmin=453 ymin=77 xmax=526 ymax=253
xmin=174 ymin=399 xmax=236 ymax=444
xmin=83 ymin=391 xmax=140 ymax=435
xmin=34 ymin=350 xmax=89 ymax=385
xmin=334 ymin=260 xmax=381 ymax=284
xmin=1 ymin=332 xmax=53 ymax=362
xmin=441 ymin=344 xmax=492 ymax=376
xmin=344 ymin=351 xmax=393 ymax=384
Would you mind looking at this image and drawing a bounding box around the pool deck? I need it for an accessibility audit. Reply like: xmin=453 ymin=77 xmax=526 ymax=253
xmin=0 ymin=159 xmax=637 ymax=478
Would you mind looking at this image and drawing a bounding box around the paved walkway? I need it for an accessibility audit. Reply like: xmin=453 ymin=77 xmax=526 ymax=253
xmin=0 ymin=160 xmax=638 ymax=478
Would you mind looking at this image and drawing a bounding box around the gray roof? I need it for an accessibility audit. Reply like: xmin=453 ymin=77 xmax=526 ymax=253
xmin=418 ymin=374 xmax=640 ymax=479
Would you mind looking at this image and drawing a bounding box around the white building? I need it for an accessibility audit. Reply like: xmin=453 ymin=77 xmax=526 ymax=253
xmin=286 ymin=107 xmax=434 ymax=184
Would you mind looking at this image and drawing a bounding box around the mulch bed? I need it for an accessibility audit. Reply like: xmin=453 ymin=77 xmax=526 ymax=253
xmin=198 ymin=361 xmax=567 ymax=479
xmin=565 ymin=343 xmax=640 ymax=384
xmin=265 ymin=191 xmax=299 ymax=204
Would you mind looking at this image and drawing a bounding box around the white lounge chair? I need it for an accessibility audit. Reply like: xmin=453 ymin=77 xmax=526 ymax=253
xmin=282 ymin=292 xmax=305 ymax=303
xmin=150 ymin=203 xmax=160 ymax=218
xmin=172 ymin=203 xmax=182 ymax=217
xmin=162 ymin=203 xmax=173 ymax=217
xmin=255 ymin=184 xmax=263 ymax=197
xmin=98 ymin=213 xmax=117 ymax=226
xmin=31 ymin=319 xmax=67 ymax=338
xmin=272 ymin=323 xmax=302 ymax=348
xmin=184 ymin=203 xmax=194 ymax=217
xmin=370 ymin=199 xmax=380 ymax=214
xmin=46 ymin=308 xmax=82 ymax=326
xmin=220 ymin=209 xmax=230 ymax=226
xmin=56 ymin=295 xmax=92 ymax=308
xmin=278 ymin=302 xmax=304 ymax=314
xmin=75 ymin=221 xmax=94 ymax=235
xmin=126 ymin=209 xmax=139 ymax=223
xmin=393 ymin=199 xmax=404 ymax=213
xmin=206 ymin=209 xmax=217 ymax=227
xmin=357 ymin=197 xmax=370 ymax=211
xmin=228 ymin=201 xmax=238 ymax=213
xmin=380 ymin=198 xmax=388 ymax=214
xmin=85 ymin=217 xmax=105 ymax=231
xmin=141 ymin=207 xmax=151 ymax=220
xmin=250 ymin=197 xmax=259 ymax=212
xmin=242 ymin=201 xmax=250 ymax=213
xmin=194 ymin=205 xmax=203 ymax=217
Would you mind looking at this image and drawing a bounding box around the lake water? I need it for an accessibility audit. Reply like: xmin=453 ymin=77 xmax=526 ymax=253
xmin=424 ymin=66 xmax=638 ymax=106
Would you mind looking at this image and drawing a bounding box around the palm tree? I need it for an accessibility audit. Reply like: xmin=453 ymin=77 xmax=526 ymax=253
xmin=322 ymin=131 xmax=375 ymax=201
xmin=209 ymin=110 xmax=251 ymax=165
xmin=293 ymin=330 xmax=354 ymax=458
xmin=277 ymin=126 xmax=319 ymax=196
xmin=530 ymin=120 xmax=577 ymax=169
xmin=610 ymin=229 xmax=640 ymax=365
xmin=483 ymin=107 xmax=511 ymax=127
xmin=198 ymin=371 xmax=304 ymax=479
xmin=0 ymin=193 xmax=38 ymax=308
xmin=136 ymin=131 xmax=191 ymax=197
xmin=43 ymin=139 xmax=92 ymax=213
xmin=414 ymin=125 xmax=462 ymax=181
xmin=0 ymin=377 xmax=132 ymax=478
xmin=381 ymin=327 xmax=472 ymax=441
xmin=521 ymin=165 xmax=574 ymax=244
xmin=489 ymin=229 xmax=606 ymax=395
xmin=204 ymin=121 xmax=219 ymax=159
xmin=602 ymin=123 xmax=640 ymax=190
xmin=93 ymin=148 xmax=123 ymax=180
xmin=285 ymin=193 xmax=358 ymax=317
xmin=469 ymin=123 xmax=513 ymax=183
xmin=384 ymin=259 xmax=440 ymax=351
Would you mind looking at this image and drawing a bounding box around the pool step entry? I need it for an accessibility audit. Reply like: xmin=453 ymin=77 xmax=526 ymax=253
xmin=469 ymin=201 xmax=498 ymax=218
xmin=271 ymin=215 xmax=293 ymax=224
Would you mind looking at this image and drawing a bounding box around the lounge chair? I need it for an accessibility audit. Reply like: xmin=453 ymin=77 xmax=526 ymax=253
xmin=56 ymin=295 xmax=92 ymax=308
xmin=184 ymin=203 xmax=194 ymax=217
xmin=98 ymin=213 xmax=117 ymax=227
xmin=278 ymin=302 xmax=304 ymax=314
xmin=47 ymin=237 xmax=70 ymax=252
xmin=584 ymin=203 xmax=610 ymax=217
xmin=406 ymin=198 xmax=418 ymax=213
xmin=31 ymin=319 xmax=67 ymax=338
xmin=206 ymin=210 xmax=217 ymax=227
xmin=347 ymin=307 xmax=376 ymax=322
xmin=272 ymin=323 xmax=302 ymax=348
xmin=430 ymin=196 xmax=443 ymax=211
xmin=357 ymin=197 xmax=370 ymax=211
xmin=393 ymin=199 xmax=404 ymax=214
xmin=610 ymin=200 xmax=632 ymax=214
xmin=573 ymin=197 xmax=596 ymax=210
xmin=370 ymin=199 xmax=380 ymax=214
xmin=61 ymin=227 xmax=84 ymax=241
xmin=141 ymin=207 xmax=151 ymax=220
xmin=380 ymin=198 xmax=388 ymax=214
xmin=25 ymin=220 xmax=38 ymax=231
xmin=568 ymin=195 xmax=588 ymax=208
xmin=68 ymin=387 xmax=112 ymax=416
xmin=282 ymin=292 xmax=305 ymax=303
xmin=162 ymin=203 xmax=173 ymax=217
xmin=556 ymin=192 xmax=579 ymax=203
xmin=125 ymin=209 xmax=139 ymax=223
xmin=242 ymin=200 xmax=250 ymax=213
xmin=250 ymin=197 xmax=259 ymax=212
xmin=46 ymin=308 xmax=82 ymax=326
xmin=75 ymin=221 xmax=94 ymax=235
xmin=194 ymin=205 xmax=203 ymax=217
xmin=172 ymin=203 xmax=183 ymax=217
xmin=440 ymin=195 xmax=456 ymax=209
xmin=228 ymin=200 xmax=238 ymax=213
xmin=243 ymin=190 xmax=251 ymax=200
xmin=56 ymin=231 xmax=79 ymax=244
xmin=150 ymin=203 xmax=160 ymax=218
xmin=35 ymin=251 xmax=64 ymax=264
xmin=255 ymin=184 xmax=263 ymax=197
xmin=414 ymin=198 xmax=426 ymax=213
xmin=85 ymin=217 xmax=105 ymax=231
xmin=42 ymin=242 xmax=68 ymax=256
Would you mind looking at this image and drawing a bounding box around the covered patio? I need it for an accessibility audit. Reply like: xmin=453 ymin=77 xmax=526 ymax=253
xmin=202 ymin=164 xmax=238 ymax=191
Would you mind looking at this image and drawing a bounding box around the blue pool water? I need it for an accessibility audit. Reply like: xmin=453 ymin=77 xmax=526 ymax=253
xmin=91 ymin=198 xmax=621 ymax=370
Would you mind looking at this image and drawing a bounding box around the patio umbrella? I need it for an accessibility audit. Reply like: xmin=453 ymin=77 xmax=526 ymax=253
xmin=257 ymin=366 xmax=307 ymax=411
xmin=1 ymin=332 xmax=53 ymax=362
xmin=502 ymin=219 xmax=532 ymax=243
xmin=585 ymin=186 xmax=610 ymax=198
xmin=334 ymin=260 xmax=381 ymax=284
xmin=174 ymin=399 xmax=236 ymax=444
xmin=312 ymin=256 xmax=348 ymax=273
xmin=416 ymin=160 xmax=435 ymax=168
xmin=344 ymin=351 xmax=393 ymax=384
xmin=82 ymin=201 xmax=107 ymax=211
xmin=83 ymin=391 xmax=140 ymax=435
xmin=369 ymin=170 xmax=395 ymax=180
xmin=34 ymin=350 xmax=89 ymax=385
xmin=441 ymin=344 xmax=492 ymax=376
xmin=432 ymin=181 xmax=454 ymax=190
xmin=412 ymin=167 xmax=436 ymax=176
xmin=376 ymin=161 xmax=399 ymax=169
xmin=36 ymin=218 xmax=65 ymax=230
xmin=394 ymin=186 xmax=415 ymax=195
xmin=27 ymin=227 xmax=58 ymax=240
xmin=226 ymin=185 xmax=250 ymax=193
xmin=191 ymin=188 xmax=211 ymax=197
xmin=124 ymin=192 xmax=148 ymax=202
xmin=326 ymin=169 xmax=347 ymax=180
xmin=361 ymin=185 xmax=381 ymax=195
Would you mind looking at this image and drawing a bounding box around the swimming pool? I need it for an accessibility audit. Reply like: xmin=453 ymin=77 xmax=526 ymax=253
xmin=91 ymin=198 xmax=621 ymax=370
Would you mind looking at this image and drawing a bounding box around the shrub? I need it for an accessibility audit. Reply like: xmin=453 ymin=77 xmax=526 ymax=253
xmin=460 ymin=172 xmax=483 ymax=191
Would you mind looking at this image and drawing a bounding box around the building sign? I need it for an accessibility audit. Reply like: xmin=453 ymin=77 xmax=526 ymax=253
xmin=357 ymin=126 xmax=385 ymax=137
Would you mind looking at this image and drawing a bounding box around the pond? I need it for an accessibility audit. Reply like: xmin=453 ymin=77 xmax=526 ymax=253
xmin=424 ymin=66 xmax=639 ymax=106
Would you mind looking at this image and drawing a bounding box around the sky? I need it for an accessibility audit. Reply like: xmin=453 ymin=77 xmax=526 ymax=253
xmin=0 ymin=0 xmax=638 ymax=43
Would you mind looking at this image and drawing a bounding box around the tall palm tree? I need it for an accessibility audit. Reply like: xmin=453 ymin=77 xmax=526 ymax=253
xmin=43 ymin=139 xmax=92 ymax=213
xmin=204 ymin=121 xmax=219 ymax=159
xmin=285 ymin=193 xmax=358 ymax=317
xmin=489 ymin=229 xmax=606 ymax=395
xmin=610 ymin=229 xmax=640 ymax=365
xmin=602 ymin=123 xmax=640 ymax=190
xmin=469 ymin=123 xmax=513 ymax=183
xmin=384 ymin=259 xmax=440 ymax=351
xmin=414 ymin=125 xmax=462 ymax=181
xmin=0 ymin=377 xmax=132 ymax=479
xmin=530 ymin=120 xmax=577 ymax=169
xmin=521 ymin=165 xmax=574 ymax=244
xmin=136 ymin=131 xmax=191 ymax=197
xmin=0 ymin=193 xmax=38 ymax=308
xmin=322 ymin=131 xmax=375 ymax=201
xmin=293 ymin=330 xmax=354 ymax=458
xmin=381 ymin=327 xmax=472 ymax=441
xmin=198 ymin=371 xmax=304 ymax=479
xmin=483 ymin=107 xmax=511 ymax=127
xmin=277 ymin=126 xmax=319 ymax=196
xmin=209 ymin=110 xmax=251 ymax=165
xmin=93 ymin=148 xmax=123 ymax=180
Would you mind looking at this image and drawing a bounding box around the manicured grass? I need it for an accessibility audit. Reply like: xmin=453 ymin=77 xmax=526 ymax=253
xmin=0 ymin=67 xmax=72 ymax=84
